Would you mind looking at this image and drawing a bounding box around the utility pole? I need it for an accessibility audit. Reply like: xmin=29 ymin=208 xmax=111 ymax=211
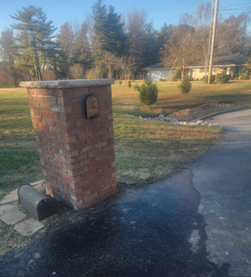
xmin=208 ymin=0 xmax=218 ymax=84
xmin=205 ymin=0 xmax=214 ymax=82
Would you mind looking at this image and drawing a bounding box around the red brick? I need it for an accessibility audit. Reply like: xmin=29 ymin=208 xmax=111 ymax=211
xmin=72 ymin=103 xmax=81 ymax=112
xmin=47 ymin=146 xmax=58 ymax=153
xmin=67 ymin=153 xmax=88 ymax=163
xmin=41 ymin=137 xmax=51 ymax=145
xmin=75 ymin=120 xmax=87 ymax=127
xmin=88 ymin=149 xmax=102 ymax=158
xmin=64 ymin=141 xmax=85 ymax=151
xmin=61 ymin=162 xmax=80 ymax=171
xmin=46 ymin=112 xmax=59 ymax=119
xmin=55 ymin=121 xmax=75 ymax=129
xmin=70 ymin=189 xmax=91 ymax=202
xmin=50 ymin=140 xmax=64 ymax=148
xmin=102 ymin=133 xmax=114 ymax=140
xmin=32 ymin=117 xmax=42 ymax=124
xmin=43 ymin=97 xmax=57 ymax=104
xmin=71 ymin=87 xmax=88 ymax=95
xmin=56 ymin=166 xmax=68 ymax=175
xmin=95 ymin=140 xmax=107 ymax=149
xmin=77 ymin=132 xmax=93 ymax=141
xmin=39 ymin=103 xmax=51 ymax=111
xmin=79 ymin=157 xmax=96 ymax=167
xmin=111 ymin=161 xmax=116 ymax=167
xmin=56 ymin=135 xmax=76 ymax=144
xmin=51 ymin=105 xmax=72 ymax=113
xmin=91 ymin=114 xmax=107 ymax=123
xmin=43 ymin=150 xmax=54 ymax=157
xmin=54 ymin=153 xmax=66 ymax=162
xmin=27 ymin=89 xmax=37 ymax=95
xmin=81 ymin=169 xmax=96 ymax=180
xmin=96 ymin=164 xmax=110 ymax=174
xmin=49 ymin=88 xmax=72 ymax=97
xmin=43 ymin=118 xmax=55 ymax=126
xmin=30 ymin=109 xmax=36 ymax=117
xmin=100 ymin=108 xmax=112 ymax=115
xmin=66 ymin=127 xmax=84 ymax=136
xmin=59 ymin=113 xmax=81 ymax=121
xmin=84 ymin=123 xmax=100 ymax=132
xmin=79 ymin=145 xmax=95 ymax=154
xmin=84 ymin=192 xmax=98 ymax=203
xmin=49 ymin=126 xmax=61 ymax=134
xmin=94 ymin=128 xmax=107 ymax=136
xmin=89 ymin=160 xmax=103 ymax=170
xmin=86 ymin=136 xmax=101 ymax=145
xmin=35 ymin=110 xmax=46 ymax=117
xmin=44 ymin=131 xmax=56 ymax=139
xmin=59 ymin=149 xmax=71 ymax=157
xmin=68 ymin=166 xmax=88 ymax=177
xmin=35 ymin=135 xmax=40 ymax=142
xmin=62 ymin=174 xmax=81 ymax=183
xmin=106 ymin=113 xmax=113 ymax=120
xmin=71 ymin=150 xmax=79 ymax=157
xmin=29 ymin=103 xmax=40 ymax=110
xmin=96 ymin=152 xmax=108 ymax=161
xmin=37 ymin=123 xmax=48 ymax=131
xmin=32 ymin=96 xmax=44 ymax=103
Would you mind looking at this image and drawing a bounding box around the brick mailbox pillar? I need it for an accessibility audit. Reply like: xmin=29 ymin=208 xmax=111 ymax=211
xmin=20 ymin=79 xmax=117 ymax=212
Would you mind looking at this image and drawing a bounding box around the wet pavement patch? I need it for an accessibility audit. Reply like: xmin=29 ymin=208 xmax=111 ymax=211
xmin=0 ymin=169 xmax=229 ymax=276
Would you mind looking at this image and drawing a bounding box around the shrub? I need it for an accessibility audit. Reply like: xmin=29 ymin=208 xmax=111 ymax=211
xmin=215 ymin=74 xmax=231 ymax=83
xmin=239 ymin=74 xmax=249 ymax=80
xmin=178 ymin=77 xmax=192 ymax=95
xmin=159 ymin=78 xmax=166 ymax=82
xmin=118 ymin=81 xmax=122 ymax=85
xmin=201 ymin=75 xmax=215 ymax=83
xmin=127 ymin=80 xmax=131 ymax=88
xmin=134 ymin=79 xmax=158 ymax=106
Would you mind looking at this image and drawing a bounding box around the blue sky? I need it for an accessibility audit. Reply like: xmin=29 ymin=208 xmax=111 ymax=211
xmin=0 ymin=0 xmax=250 ymax=34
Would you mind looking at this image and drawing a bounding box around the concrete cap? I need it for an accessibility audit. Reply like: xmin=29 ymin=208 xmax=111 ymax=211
xmin=19 ymin=79 xmax=115 ymax=89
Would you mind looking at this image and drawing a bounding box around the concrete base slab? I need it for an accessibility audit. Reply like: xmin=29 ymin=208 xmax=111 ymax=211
xmin=14 ymin=219 xmax=44 ymax=236
xmin=0 ymin=189 xmax=18 ymax=205
xmin=0 ymin=210 xmax=26 ymax=225
xmin=0 ymin=204 xmax=17 ymax=216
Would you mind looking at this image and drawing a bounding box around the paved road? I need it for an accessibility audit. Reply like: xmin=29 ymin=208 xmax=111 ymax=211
xmin=0 ymin=109 xmax=251 ymax=276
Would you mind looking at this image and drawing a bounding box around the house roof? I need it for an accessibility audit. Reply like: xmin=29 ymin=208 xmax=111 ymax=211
xmin=143 ymin=53 xmax=249 ymax=71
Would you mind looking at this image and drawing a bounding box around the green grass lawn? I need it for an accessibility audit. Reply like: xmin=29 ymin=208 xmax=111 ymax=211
xmin=2 ymin=80 xmax=250 ymax=196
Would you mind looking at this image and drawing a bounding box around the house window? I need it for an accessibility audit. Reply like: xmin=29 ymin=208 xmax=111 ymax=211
xmin=199 ymin=68 xmax=205 ymax=73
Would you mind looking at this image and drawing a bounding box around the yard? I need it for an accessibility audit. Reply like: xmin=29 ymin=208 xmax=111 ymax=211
xmin=2 ymin=80 xmax=251 ymax=198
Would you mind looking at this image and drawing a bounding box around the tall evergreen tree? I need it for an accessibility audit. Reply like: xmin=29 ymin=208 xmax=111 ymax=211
xmin=0 ymin=28 xmax=19 ymax=86
xmin=106 ymin=5 xmax=127 ymax=56
xmin=70 ymin=22 xmax=93 ymax=77
xmin=57 ymin=22 xmax=75 ymax=60
xmin=11 ymin=6 xmax=57 ymax=81
xmin=92 ymin=0 xmax=108 ymax=71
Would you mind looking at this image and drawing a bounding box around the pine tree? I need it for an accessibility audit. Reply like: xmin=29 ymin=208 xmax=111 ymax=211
xmin=0 ymin=28 xmax=19 ymax=86
xmin=178 ymin=77 xmax=192 ymax=95
xmin=70 ymin=22 xmax=93 ymax=77
xmin=92 ymin=0 xmax=108 ymax=71
xmin=57 ymin=22 xmax=75 ymax=60
xmin=11 ymin=6 xmax=57 ymax=81
xmin=134 ymin=79 xmax=158 ymax=106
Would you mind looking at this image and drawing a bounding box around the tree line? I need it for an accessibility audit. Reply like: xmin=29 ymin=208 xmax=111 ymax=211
xmin=0 ymin=0 xmax=251 ymax=87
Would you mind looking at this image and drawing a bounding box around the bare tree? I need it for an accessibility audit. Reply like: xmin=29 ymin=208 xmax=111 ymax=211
xmin=215 ymin=13 xmax=251 ymax=55
xmin=162 ymin=25 xmax=197 ymax=79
